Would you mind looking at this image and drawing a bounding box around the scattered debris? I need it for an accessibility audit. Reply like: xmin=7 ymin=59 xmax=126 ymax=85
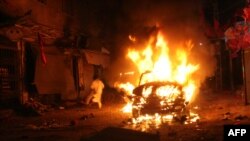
xmin=79 ymin=113 xmax=94 ymax=120
xmin=222 ymin=112 xmax=249 ymax=122
xmin=26 ymin=119 xmax=68 ymax=130
xmin=23 ymin=98 xmax=49 ymax=116
xmin=222 ymin=112 xmax=232 ymax=121
xmin=235 ymin=115 xmax=248 ymax=121
xmin=69 ymin=113 xmax=95 ymax=127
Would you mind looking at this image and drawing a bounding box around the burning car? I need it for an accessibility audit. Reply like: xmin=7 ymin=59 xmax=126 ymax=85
xmin=117 ymin=31 xmax=201 ymax=125
xmin=130 ymin=72 xmax=189 ymax=119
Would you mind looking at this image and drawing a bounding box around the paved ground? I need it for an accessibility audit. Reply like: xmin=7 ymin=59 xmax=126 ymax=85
xmin=1 ymin=89 xmax=250 ymax=141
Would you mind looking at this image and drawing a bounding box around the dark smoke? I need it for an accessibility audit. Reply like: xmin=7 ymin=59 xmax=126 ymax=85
xmin=87 ymin=0 xmax=217 ymax=87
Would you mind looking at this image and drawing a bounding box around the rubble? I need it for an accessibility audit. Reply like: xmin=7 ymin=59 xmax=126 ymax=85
xmin=235 ymin=115 xmax=248 ymax=121
xmin=222 ymin=112 xmax=232 ymax=121
xmin=221 ymin=112 xmax=249 ymax=121
xmin=26 ymin=119 xmax=68 ymax=130
xmin=79 ymin=113 xmax=95 ymax=120
xmin=22 ymin=98 xmax=50 ymax=116
xmin=69 ymin=113 xmax=95 ymax=126
xmin=26 ymin=113 xmax=96 ymax=129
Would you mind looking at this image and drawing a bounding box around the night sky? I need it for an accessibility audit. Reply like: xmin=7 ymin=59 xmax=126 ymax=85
xmin=0 ymin=0 xmax=248 ymax=55
xmin=203 ymin=0 xmax=246 ymax=27
xmin=97 ymin=0 xmax=248 ymax=84
xmin=77 ymin=0 xmax=247 ymax=56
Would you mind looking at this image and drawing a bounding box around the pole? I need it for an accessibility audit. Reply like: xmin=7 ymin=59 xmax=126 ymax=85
xmin=242 ymin=49 xmax=248 ymax=105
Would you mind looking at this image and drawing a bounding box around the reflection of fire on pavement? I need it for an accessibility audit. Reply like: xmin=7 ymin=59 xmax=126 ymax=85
xmin=115 ymin=31 xmax=201 ymax=131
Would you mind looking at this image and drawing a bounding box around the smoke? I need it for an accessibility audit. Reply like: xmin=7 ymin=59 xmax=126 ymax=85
xmin=115 ymin=0 xmax=202 ymax=39
xmin=104 ymin=0 xmax=217 ymax=88
xmin=189 ymin=41 xmax=217 ymax=89
xmin=110 ymin=0 xmax=206 ymax=58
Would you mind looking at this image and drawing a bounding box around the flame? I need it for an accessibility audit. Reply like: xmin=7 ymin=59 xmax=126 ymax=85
xmin=128 ymin=35 xmax=137 ymax=42
xmin=127 ymin=32 xmax=199 ymax=102
xmin=119 ymin=31 xmax=201 ymax=130
xmin=114 ymin=82 xmax=135 ymax=96
xmin=122 ymin=102 xmax=133 ymax=113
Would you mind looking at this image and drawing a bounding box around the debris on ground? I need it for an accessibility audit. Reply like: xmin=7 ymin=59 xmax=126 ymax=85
xmin=222 ymin=112 xmax=232 ymax=121
xmin=79 ymin=113 xmax=94 ymax=120
xmin=234 ymin=115 xmax=248 ymax=121
xmin=26 ymin=119 xmax=68 ymax=130
xmin=22 ymin=98 xmax=50 ymax=116
xmin=68 ymin=113 xmax=95 ymax=127
xmin=222 ymin=112 xmax=249 ymax=121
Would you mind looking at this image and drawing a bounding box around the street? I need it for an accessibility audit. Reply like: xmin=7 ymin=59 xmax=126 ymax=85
xmin=1 ymin=89 xmax=250 ymax=141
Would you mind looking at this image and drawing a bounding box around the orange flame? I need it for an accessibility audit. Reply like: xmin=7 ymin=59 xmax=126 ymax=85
xmin=118 ymin=31 xmax=200 ymax=130
xmin=127 ymin=32 xmax=199 ymax=102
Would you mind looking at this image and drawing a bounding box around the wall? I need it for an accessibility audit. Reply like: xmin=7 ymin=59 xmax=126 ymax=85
xmin=0 ymin=0 xmax=110 ymax=102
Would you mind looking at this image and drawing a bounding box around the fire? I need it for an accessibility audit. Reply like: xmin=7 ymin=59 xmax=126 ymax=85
xmin=127 ymin=32 xmax=199 ymax=102
xmin=114 ymin=82 xmax=135 ymax=96
xmin=122 ymin=102 xmax=133 ymax=113
xmin=128 ymin=35 xmax=137 ymax=42
xmin=117 ymin=31 xmax=200 ymax=130
xmin=114 ymin=82 xmax=135 ymax=104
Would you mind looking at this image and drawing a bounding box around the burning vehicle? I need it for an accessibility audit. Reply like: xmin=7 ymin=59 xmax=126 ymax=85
xmin=116 ymin=31 xmax=201 ymax=127
xmin=132 ymin=82 xmax=187 ymax=118
xmin=130 ymin=71 xmax=189 ymax=120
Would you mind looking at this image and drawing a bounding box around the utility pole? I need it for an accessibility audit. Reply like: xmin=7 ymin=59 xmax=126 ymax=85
xmin=212 ymin=0 xmax=224 ymax=91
